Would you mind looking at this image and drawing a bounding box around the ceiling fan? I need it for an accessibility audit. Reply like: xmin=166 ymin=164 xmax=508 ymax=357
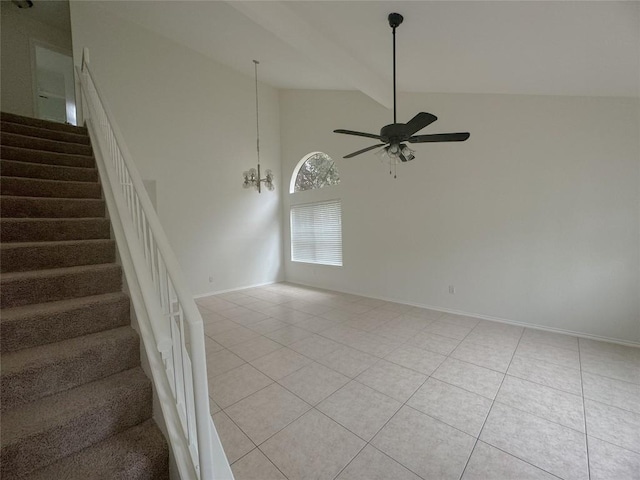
xmin=334 ymin=13 xmax=470 ymax=169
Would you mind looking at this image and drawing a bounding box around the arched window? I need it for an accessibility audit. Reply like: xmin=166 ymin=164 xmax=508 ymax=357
xmin=289 ymin=152 xmax=342 ymax=266
xmin=289 ymin=152 xmax=340 ymax=193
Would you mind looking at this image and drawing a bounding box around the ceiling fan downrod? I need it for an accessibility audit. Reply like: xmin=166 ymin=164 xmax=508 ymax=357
xmin=388 ymin=13 xmax=403 ymax=124
xmin=332 ymin=12 xmax=470 ymax=164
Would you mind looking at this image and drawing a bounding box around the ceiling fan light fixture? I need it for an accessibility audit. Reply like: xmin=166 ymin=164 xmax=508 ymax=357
xmin=332 ymin=12 xmax=470 ymax=175
xmin=377 ymin=146 xmax=399 ymax=164
xmin=401 ymin=144 xmax=415 ymax=162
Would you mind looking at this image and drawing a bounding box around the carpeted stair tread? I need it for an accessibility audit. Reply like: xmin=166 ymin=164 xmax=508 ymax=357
xmin=0 ymin=367 xmax=152 ymax=479
xmin=1 ymin=121 xmax=91 ymax=145
xmin=1 ymin=145 xmax=95 ymax=168
xmin=0 ymin=111 xmax=168 ymax=479
xmin=1 ymin=239 xmax=115 ymax=272
xmin=1 ymin=112 xmax=87 ymax=135
xmin=1 ymin=263 xmax=122 ymax=308
xmin=1 ymin=326 xmax=140 ymax=411
xmin=24 ymin=420 xmax=169 ymax=480
xmin=1 ymin=176 xmax=102 ymax=199
xmin=1 ymin=132 xmax=92 ymax=156
xmin=1 ymin=195 xmax=105 ymax=218
xmin=1 ymin=159 xmax=99 ymax=182
xmin=0 ymin=218 xmax=111 ymax=242
xmin=1 ymin=292 xmax=130 ymax=353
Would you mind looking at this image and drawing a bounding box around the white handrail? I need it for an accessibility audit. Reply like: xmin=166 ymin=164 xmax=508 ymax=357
xmin=77 ymin=48 xmax=232 ymax=480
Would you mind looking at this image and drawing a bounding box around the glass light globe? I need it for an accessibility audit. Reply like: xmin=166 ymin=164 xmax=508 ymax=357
xmin=401 ymin=145 xmax=415 ymax=162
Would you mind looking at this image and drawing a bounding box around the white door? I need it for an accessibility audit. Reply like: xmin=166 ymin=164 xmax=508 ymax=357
xmin=33 ymin=44 xmax=76 ymax=125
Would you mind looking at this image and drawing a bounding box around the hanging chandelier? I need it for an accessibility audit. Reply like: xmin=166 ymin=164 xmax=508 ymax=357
xmin=242 ymin=60 xmax=274 ymax=193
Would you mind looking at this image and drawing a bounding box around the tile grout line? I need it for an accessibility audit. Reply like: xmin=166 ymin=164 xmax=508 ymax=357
xmin=208 ymin=307 xmax=610 ymax=413
xmin=232 ymin=444 xmax=290 ymax=480
xmin=212 ymin=343 xmax=610 ymax=444
xmin=255 ymin=444 xmax=292 ymax=480
xmin=490 ymin=397 xmax=586 ymax=436
xmin=218 ymin=382 xmax=311 ymax=480
xmin=280 ymin=317 xmax=449 ymax=479
xmin=221 ymin=293 xmax=506 ymax=479
xmin=311 ymin=407 xmax=368 ymax=480
xmin=325 ymin=388 xmax=429 ymax=480
xmin=219 ymin=352 xmax=389 ymax=475
xmin=510 ymin=349 xmax=581 ymax=371
xmin=204 ymin=284 xmax=638 ymax=479
xmin=216 ymin=378 xmax=275 ymax=411
xmin=578 ymin=337 xmax=592 ymax=480
xmin=475 ymin=441 xmax=565 ymax=480
xmin=582 ymin=434 xmax=640 ymax=456
xmin=332 ymin=317 xmax=490 ymax=480
xmin=230 ymin=358 xmax=400 ymax=478
xmin=457 ymin=326 xmax=525 ymax=480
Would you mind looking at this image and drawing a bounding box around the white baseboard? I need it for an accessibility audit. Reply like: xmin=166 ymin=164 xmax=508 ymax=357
xmin=287 ymin=280 xmax=640 ymax=349
xmin=193 ymin=280 xmax=279 ymax=299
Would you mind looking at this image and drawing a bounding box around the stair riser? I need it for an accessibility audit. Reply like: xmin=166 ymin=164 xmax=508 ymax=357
xmin=1 ymin=133 xmax=92 ymax=156
xmin=0 ymin=219 xmax=111 ymax=242
xmin=1 ymin=122 xmax=90 ymax=145
xmin=1 ymin=197 xmax=105 ymax=218
xmin=1 ymin=295 xmax=130 ymax=353
xmin=1 ymin=265 xmax=122 ymax=308
xmin=0 ymin=375 xmax=152 ymax=478
xmin=1 ymin=160 xmax=99 ymax=182
xmin=1 ymin=330 xmax=140 ymax=411
xmin=1 ymin=146 xmax=94 ymax=168
xmin=1 ymin=112 xmax=87 ymax=135
xmin=1 ymin=241 xmax=115 ymax=273
xmin=1 ymin=177 xmax=102 ymax=199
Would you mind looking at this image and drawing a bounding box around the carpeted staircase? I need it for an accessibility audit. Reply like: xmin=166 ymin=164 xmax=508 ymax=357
xmin=0 ymin=112 xmax=170 ymax=479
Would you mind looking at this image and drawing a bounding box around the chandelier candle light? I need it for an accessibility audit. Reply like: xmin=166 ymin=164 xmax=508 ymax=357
xmin=243 ymin=59 xmax=274 ymax=192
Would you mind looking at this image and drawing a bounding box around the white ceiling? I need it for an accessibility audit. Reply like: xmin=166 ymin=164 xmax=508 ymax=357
xmin=93 ymin=1 xmax=640 ymax=103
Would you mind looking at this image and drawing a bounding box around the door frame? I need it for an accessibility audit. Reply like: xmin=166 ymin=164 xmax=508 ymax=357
xmin=29 ymin=38 xmax=75 ymax=123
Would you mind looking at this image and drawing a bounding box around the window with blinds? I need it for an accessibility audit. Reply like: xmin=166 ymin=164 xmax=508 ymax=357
xmin=290 ymin=200 xmax=343 ymax=266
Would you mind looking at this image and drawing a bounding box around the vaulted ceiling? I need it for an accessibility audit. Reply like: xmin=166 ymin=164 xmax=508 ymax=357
xmin=84 ymin=1 xmax=640 ymax=105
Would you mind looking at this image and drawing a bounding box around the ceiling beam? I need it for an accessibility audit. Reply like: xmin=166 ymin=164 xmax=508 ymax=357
xmin=227 ymin=1 xmax=393 ymax=110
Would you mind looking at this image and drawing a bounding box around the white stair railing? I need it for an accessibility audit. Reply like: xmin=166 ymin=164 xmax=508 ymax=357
xmin=77 ymin=49 xmax=233 ymax=480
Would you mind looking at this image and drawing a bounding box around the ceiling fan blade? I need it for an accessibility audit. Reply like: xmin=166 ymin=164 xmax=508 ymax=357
xmin=344 ymin=143 xmax=386 ymax=158
xmin=334 ymin=129 xmax=381 ymax=140
xmin=403 ymin=112 xmax=438 ymax=136
xmin=408 ymin=132 xmax=470 ymax=143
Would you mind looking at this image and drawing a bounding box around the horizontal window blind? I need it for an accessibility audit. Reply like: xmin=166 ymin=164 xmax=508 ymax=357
xmin=291 ymin=200 xmax=342 ymax=266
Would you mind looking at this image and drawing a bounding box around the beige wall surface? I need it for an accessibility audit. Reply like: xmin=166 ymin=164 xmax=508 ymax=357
xmin=70 ymin=1 xmax=283 ymax=295
xmin=281 ymin=89 xmax=640 ymax=343
xmin=1 ymin=2 xmax=72 ymax=116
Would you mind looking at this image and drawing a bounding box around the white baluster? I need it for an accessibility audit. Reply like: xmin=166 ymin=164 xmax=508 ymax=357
xmin=78 ymin=57 xmax=225 ymax=480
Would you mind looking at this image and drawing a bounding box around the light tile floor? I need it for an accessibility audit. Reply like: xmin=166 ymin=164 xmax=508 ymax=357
xmin=197 ymin=283 xmax=640 ymax=480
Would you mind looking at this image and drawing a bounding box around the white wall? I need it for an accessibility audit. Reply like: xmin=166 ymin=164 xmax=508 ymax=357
xmin=69 ymin=2 xmax=283 ymax=295
xmin=281 ymin=89 xmax=640 ymax=344
xmin=0 ymin=2 xmax=73 ymax=116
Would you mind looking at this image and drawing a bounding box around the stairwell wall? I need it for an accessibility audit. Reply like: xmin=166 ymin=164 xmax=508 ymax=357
xmin=0 ymin=2 xmax=73 ymax=117
xmin=281 ymin=89 xmax=640 ymax=344
xmin=69 ymin=2 xmax=283 ymax=296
